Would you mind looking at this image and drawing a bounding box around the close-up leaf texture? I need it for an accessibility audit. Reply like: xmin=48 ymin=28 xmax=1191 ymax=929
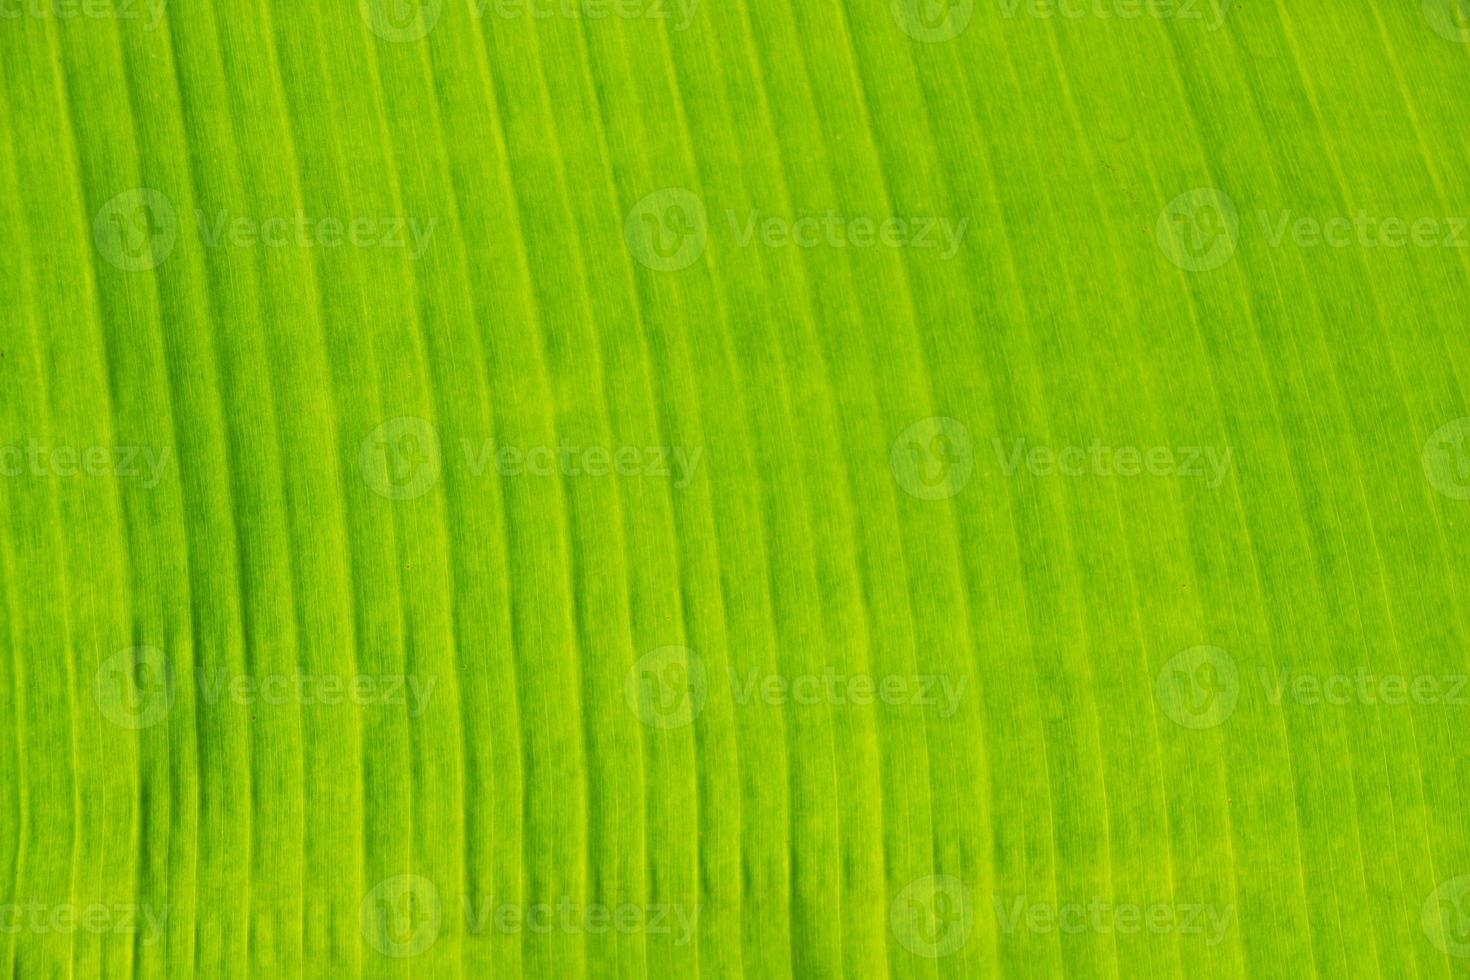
xmin=3 ymin=0 xmax=1470 ymax=977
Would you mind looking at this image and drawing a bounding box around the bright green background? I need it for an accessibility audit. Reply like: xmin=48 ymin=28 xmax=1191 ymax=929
xmin=3 ymin=0 xmax=1470 ymax=976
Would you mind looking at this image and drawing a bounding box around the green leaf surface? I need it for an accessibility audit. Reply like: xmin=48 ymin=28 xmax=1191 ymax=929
xmin=3 ymin=1 xmax=1470 ymax=976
